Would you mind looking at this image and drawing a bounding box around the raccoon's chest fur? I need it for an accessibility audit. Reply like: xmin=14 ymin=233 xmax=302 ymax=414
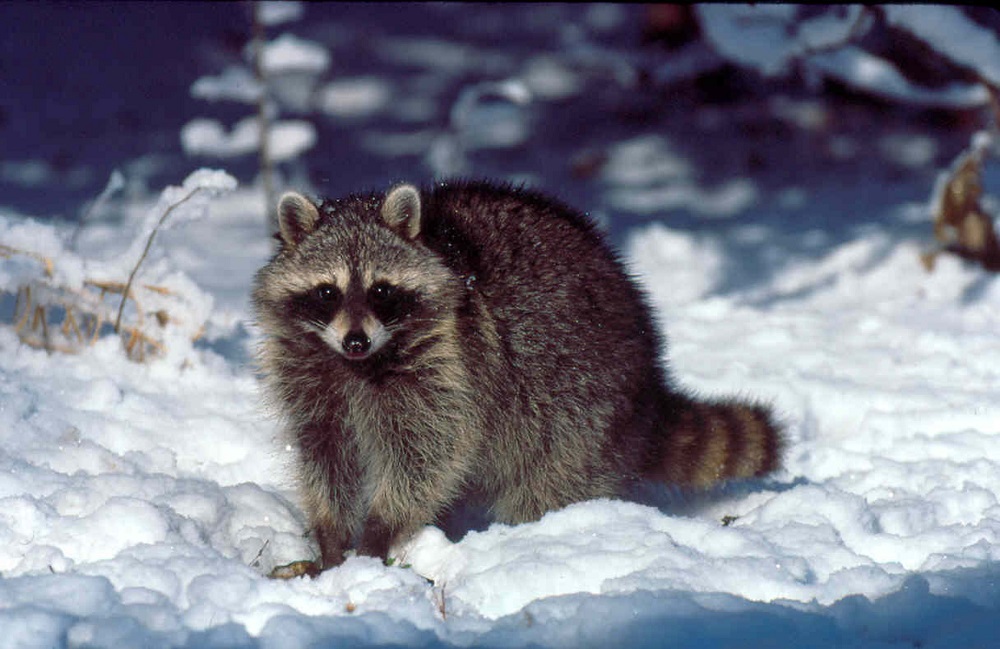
xmin=252 ymin=180 xmax=783 ymax=569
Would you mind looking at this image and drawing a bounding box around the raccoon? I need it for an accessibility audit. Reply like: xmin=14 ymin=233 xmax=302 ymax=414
xmin=252 ymin=180 xmax=782 ymax=569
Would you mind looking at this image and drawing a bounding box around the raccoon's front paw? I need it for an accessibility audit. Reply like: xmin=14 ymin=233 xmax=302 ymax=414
xmin=316 ymin=526 xmax=351 ymax=569
xmin=357 ymin=516 xmax=394 ymax=560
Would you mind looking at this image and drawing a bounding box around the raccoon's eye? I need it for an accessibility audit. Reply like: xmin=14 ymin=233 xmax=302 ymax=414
xmin=369 ymin=282 xmax=396 ymax=303
xmin=315 ymin=284 xmax=340 ymax=303
xmin=368 ymin=282 xmax=416 ymax=324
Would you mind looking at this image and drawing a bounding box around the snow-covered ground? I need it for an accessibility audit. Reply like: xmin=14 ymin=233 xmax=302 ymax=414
xmin=2 ymin=4 xmax=1000 ymax=648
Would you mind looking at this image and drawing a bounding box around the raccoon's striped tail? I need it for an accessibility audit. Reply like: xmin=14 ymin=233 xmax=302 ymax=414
xmin=646 ymin=393 xmax=783 ymax=489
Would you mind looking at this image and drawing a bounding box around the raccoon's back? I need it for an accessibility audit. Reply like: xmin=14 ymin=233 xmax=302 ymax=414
xmin=426 ymin=181 xmax=653 ymax=322
xmin=423 ymin=181 xmax=664 ymax=420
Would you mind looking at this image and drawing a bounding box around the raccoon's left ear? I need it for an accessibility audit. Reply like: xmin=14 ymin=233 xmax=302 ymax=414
xmin=381 ymin=183 xmax=422 ymax=240
xmin=277 ymin=192 xmax=320 ymax=247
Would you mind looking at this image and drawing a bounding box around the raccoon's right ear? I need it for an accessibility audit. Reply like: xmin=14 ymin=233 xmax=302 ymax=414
xmin=381 ymin=183 xmax=422 ymax=240
xmin=277 ymin=192 xmax=321 ymax=247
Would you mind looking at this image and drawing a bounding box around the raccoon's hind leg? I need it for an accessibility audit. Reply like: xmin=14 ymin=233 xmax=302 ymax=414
xmin=489 ymin=474 xmax=621 ymax=526
xmin=487 ymin=428 xmax=628 ymax=526
xmin=648 ymin=393 xmax=783 ymax=488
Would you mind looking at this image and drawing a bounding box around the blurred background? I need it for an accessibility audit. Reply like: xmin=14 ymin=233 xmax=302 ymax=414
xmin=1 ymin=3 xmax=997 ymax=252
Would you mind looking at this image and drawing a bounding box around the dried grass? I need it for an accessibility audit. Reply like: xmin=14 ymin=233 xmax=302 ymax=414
xmin=3 ymin=246 xmax=199 ymax=362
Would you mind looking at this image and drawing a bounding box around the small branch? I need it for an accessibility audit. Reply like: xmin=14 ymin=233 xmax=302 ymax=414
xmin=435 ymin=582 xmax=447 ymax=620
xmin=114 ymin=187 xmax=203 ymax=333
xmin=250 ymin=538 xmax=271 ymax=568
xmin=252 ymin=1 xmax=276 ymax=234
xmin=984 ymin=81 xmax=1000 ymax=135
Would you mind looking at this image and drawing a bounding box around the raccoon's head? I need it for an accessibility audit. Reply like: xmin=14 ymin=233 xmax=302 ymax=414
xmin=253 ymin=184 xmax=461 ymax=367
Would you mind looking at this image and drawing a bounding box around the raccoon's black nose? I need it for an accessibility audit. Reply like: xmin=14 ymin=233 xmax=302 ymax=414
xmin=342 ymin=331 xmax=371 ymax=358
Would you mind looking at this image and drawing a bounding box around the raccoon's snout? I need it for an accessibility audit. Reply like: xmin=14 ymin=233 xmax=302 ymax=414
xmin=310 ymin=296 xmax=392 ymax=360
xmin=342 ymin=331 xmax=372 ymax=359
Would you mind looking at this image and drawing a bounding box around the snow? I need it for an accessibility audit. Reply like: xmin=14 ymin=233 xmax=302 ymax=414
xmin=697 ymin=5 xmax=993 ymax=109
xmin=316 ymin=78 xmax=393 ymax=119
xmin=695 ymin=5 xmax=806 ymax=77
xmin=3 ymin=4 xmax=1000 ymax=649
xmin=181 ymin=117 xmax=316 ymax=162
xmin=181 ymin=118 xmax=261 ymax=159
xmin=601 ymin=137 xmax=759 ymax=218
xmin=4 ymin=172 xmax=1000 ymax=646
xmin=448 ymin=81 xmax=533 ymax=150
xmin=519 ymin=55 xmax=583 ymax=101
xmin=807 ymin=46 xmax=990 ymax=109
xmin=256 ymin=1 xmax=304 ymax=28
xmin=191 ymin=67 xmax=264 ymax=105
xmin=883 ymin=5 xmax=1000 ymax=87
xmin=260 ymin=34 xmax=330 ymax=75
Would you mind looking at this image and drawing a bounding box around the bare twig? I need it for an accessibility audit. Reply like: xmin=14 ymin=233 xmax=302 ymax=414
xmin=114 ymin=187 xmax=204 ymax=333
xmin=985 ymin=82 xmax=1000 ymax=134
xmin=435 ymin=582 xmax=447 ymax=620
xmin=250 ymin=538 xmax=271 ymax=568
xmin=252 ymin=1 xmax=276 ymax=234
